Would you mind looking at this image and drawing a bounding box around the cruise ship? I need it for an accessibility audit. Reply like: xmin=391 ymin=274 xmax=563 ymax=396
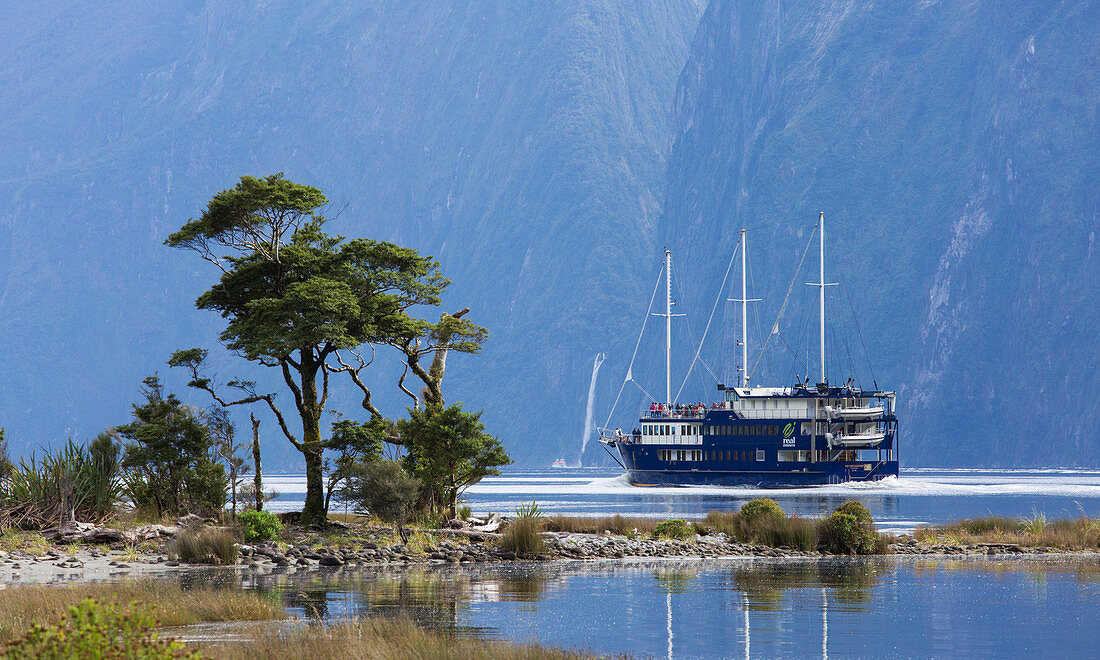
xmin=601 ymin=213 xmax=899 ymax=486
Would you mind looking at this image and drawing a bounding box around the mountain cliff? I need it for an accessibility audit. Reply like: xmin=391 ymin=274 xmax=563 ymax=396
xmin=0 ymin=1 xmax=703 ymax=468
xmin=2 ymin=1 xmax=1096 ymax=469
xmin=660 ymin=0 xmax=1100 ymax=466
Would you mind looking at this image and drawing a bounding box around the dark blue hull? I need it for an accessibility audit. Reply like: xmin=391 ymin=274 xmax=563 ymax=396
xmin=624 ymin=461 xmax=899 ymax=487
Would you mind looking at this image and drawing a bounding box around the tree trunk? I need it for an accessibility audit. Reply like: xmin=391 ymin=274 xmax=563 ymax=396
xmin=302 ymin=445 xmax=325 ymax=526
xmin=251 ymin=413 xmax=263 ymax=512
xmin=299 ymin=355 xmax=326 ymax=526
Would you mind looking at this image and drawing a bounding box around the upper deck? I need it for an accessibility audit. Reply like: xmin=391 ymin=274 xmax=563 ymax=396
xmin=640 ymin=383 xmax=896 ymax=422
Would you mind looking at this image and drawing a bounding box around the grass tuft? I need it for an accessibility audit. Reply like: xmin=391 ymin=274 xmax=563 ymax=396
xmin=172 ymin=527 xmax=237 ymax=565
xmin=499 ymin=501 xmax=547 ymax=555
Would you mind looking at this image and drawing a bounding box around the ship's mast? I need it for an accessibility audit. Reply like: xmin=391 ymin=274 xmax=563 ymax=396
xmin=665 ymin=249 xmax=672 ymax=403
xmin=652 ymin=249 xmax=683 ymax=403
xmin=807 ymin=211 xmax=837 ymax=383
xmin=730 ymin=229 xmax=760 ymax=387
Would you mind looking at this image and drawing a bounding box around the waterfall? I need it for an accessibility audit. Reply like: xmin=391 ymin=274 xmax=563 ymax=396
xmin=578 ymin=352 xmax=606 ymax=466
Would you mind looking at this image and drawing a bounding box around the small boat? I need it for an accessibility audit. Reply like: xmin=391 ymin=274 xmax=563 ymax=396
xmin=600 ymin=212 xmax=899 ymax=487
xmin=551 ymin=458 xmax=569 ymax=468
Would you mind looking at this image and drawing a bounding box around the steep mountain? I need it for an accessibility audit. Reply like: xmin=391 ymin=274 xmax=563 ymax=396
xmin=0 ymin=1 xmax=703 ymax=468
xmin=4 ymin=1 xmax=1096 ymax=471
xmin=659 ymin=0 xmax=1100 ymax=466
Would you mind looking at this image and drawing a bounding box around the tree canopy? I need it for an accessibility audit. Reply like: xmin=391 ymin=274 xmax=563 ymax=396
xmin=400 ymin=404 xmax=510 ymax=517
xmin=167 ymin=173 xmax=492 ymax=525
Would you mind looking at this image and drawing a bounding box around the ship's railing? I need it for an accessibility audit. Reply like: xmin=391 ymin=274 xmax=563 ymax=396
xmin=640 ymin=408 xmax=709 ymax=420
xmin=735 ymin=409 xmax=809 ymax=420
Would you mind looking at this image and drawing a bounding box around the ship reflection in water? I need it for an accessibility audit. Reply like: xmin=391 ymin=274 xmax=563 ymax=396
xmin=179 ymin=558 xmax=1100 ymax=658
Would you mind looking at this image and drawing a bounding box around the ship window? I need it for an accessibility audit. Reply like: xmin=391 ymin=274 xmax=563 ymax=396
xmin=778 ymin=450 xmax=797 ymax=462
xmin=664 ymin=425 xmax=670 ymax=435
xmin=798 ymin=450 xmax=810 ymax=461
xmin=755 ymin=449 xmax=765 ymax=462
xmin=725 ymin=451 xmax=730 ymax=461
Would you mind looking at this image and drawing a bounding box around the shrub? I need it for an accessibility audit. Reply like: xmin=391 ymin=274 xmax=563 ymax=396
xmin=0 ymin=599 xmax=199 ymax=660
xmin=833 ymin=501 xmax=873 ymax=525
xmin=457 ymin=505 xmax=472 ymax=521
xmin=499 ymin=501 xmax=547 ymax=555
xmin=236 ymin=510 xmax=282 ymax=542
xmin=740 ymin=498 xmax=784 ymax=523
xmin=651 ymin=519 xmax=694 ymax=541
xmin=173 ymin=527 xmax=236 ymax=565
xmin=344 ymin=460 xmax=419 ymax=541
xmin=117 ymin=375 xmax=228 ymax=519
xmin=819 ymin=512 xmax=877 ymax=555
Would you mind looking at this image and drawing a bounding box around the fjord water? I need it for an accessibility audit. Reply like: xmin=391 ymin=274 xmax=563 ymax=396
xmin=234 ymin=469 xmax=1100 ymax=657
xmin=226 ymin=558 xmax=1100 ymax=658
xmin=268 ymin=467 xmax=1100 ymax=534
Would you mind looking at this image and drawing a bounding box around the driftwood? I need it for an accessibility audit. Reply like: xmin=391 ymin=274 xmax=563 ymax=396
xmin=42 ymin=521 xmax=181 ymax=544
xmin=422 ymin=528 xmax=503 ymax=541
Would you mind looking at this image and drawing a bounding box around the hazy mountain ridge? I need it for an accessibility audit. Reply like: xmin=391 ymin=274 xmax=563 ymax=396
xmin=659 ymin=0 xmax=1099 ymax=466
xmin=0 ymin=1 xmax=703 ymax=468
xmin=2 ymin=1 xmax=1095 ymax=469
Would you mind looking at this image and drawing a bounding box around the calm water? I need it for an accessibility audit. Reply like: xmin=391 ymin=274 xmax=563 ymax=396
xmin=187 ymin=556 xmax=1100 ymax=658
xmin=211 ymin=469 xmax=1100 ymax=657
xmin=267 ymin=467 xmax=1100 ymax=533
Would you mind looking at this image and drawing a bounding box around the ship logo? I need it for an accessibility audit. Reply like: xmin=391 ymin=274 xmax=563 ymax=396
xmin=783 ymin=422 xmax=795 ymax=438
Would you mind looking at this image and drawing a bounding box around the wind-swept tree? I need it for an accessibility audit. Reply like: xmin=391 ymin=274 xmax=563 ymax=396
xmin=166 ymin=173 xmax=483 ymax=526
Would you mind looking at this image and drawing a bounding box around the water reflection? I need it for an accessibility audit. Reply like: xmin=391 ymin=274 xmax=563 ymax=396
xmin=172 ymin=557 xmax=1100 ymax=658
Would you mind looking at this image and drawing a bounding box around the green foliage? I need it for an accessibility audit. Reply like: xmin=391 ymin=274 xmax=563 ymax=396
xmin=833 ymin=501 xmax=874 ymax=526
xmin=2 ymin=438 xmax=121 ymax=528
xmin=457 ymin=505 xmax=472 ymax=521
xmin=0 ymin=598 xmax=199 ymax=659
xmin=173 ymin=527 xmax=237 ymax=565
xmin=166 ymin=173 xmax=482 ymax=526
xmin=819 ymin=505 xmax=879 ymax=555
xmin=651 ymin=519 xmax=694 ymax=541
xmin=344 ymin=460 xmax=418 ymax=541
xmin=515 ymin=501 xmax=545 ymax=521
xmin=739 ymin=498 xmax=784 ymax=523
xmin=400 ymin=404 xmax=510 ymax=517
xmin=117 ymin=376 xmax=227 ymax=518
xmin=500 ymin=501 xmax=548 ymax=555
xmin=236 ymin=510 xmax=283 ymax=542
xmin=0 ymin=428 xmax=10 ymax=489
xmin=1020 ymin=511 xmax=1047 ymax=536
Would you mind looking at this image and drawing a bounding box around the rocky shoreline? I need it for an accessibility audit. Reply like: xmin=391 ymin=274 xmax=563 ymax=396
xmin=2 ymin=524 xmax=1095 ymax=586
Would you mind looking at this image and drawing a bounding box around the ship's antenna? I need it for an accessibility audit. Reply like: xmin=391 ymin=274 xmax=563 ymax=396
xmin=728 ymin=228 xmax=760 ymax=387
xmin=806 ymin=212 xmax=837 ymax=384
xmin=652 ymin=249 xmax=684 ymax=403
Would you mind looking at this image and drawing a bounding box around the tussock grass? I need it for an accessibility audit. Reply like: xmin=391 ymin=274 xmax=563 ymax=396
xmin=500 ymin=517 xmax=547 ymax=555
xmin=915 ymin=515 xmax=1100 ymax=550
xmin=203 ymin=617 xmax=611 ymax=660
xmin=0 ymin=580 xmax=284 ymax=640
xmin=500 ymin=501 xmax=548 ymax=555
xmin=172 ymin=527 xmax=237 ymax=565
xmin=543 ymin=515 xmax=662 ymax=537
xmin=704 ymin=510 xmax=818 ymax=551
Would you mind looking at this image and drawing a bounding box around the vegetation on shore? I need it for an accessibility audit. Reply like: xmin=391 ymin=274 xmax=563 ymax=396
xmin=202 ymin=617 xmax=607 ymax=660
xmin=0 ymin=581 xmax=284 ymax=642
xmin=0 ymin=583 xmax=600 ymax=660
xmin=915 ymin=514 xmax=1100 ymax=550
